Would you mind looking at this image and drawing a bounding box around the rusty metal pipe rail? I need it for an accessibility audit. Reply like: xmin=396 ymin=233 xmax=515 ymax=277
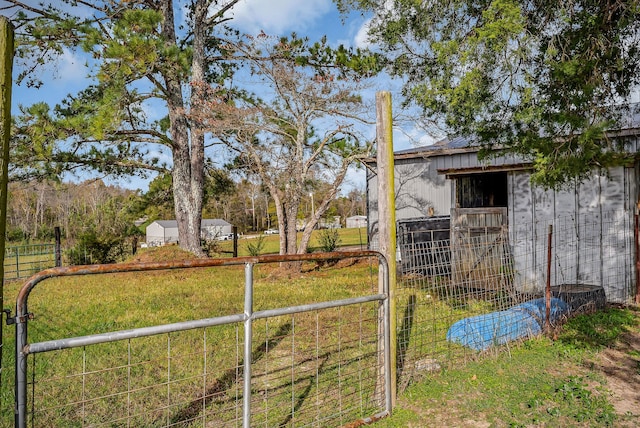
xmin=12 ymin=250 xmax=391 ymax=428
xmin=15 ymin=251 xmax=380 ymax=318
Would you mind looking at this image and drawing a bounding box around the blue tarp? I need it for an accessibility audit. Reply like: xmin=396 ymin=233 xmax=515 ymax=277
xmin=446 ymin=298 xmax=568 ymax=351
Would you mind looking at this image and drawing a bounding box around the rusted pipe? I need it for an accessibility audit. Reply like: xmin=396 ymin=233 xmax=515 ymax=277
xmin=15 ymin=250 xmax=381 ymax=319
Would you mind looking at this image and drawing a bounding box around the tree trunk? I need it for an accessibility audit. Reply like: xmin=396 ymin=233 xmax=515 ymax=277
xmin=172 ymin=142 xmax=204 ymax=255
xmin=284 ymin=199 xmax=299 ymax=255
xmin=162 ymin=0 xmax=205 ymax=257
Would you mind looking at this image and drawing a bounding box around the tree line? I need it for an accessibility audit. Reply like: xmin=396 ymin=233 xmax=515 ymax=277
xmin=5 ymin=176 xmax=366 ymax=262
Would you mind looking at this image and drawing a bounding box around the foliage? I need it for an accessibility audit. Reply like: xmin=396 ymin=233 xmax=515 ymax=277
xmin=200 ymin=238 xmax=221 ymax=257
xmin=4 ymin=0 xmax=247 ymax=255
xmin=6 ymin=179 xmax=142 ymax=246
xmin=316 ymin=228 xmax=341 ymax=252
xmin=337 ymin=0 xmax=640 ymax=188
xmin=66 ymin=230 xmax=130 ymax=264
xmin=140 ymin=169 xmax=235 ymax=223
xmin=5 ymin=0 xmax=381 ymax=255
xmin=245 ymin=234 xmax=266 ymax=256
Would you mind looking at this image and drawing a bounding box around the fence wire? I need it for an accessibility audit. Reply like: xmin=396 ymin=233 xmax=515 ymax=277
xmin=3 ymin=245 xmax=57 ymax=281
xmin=396 ymin=211 xmax=635 ymax=389
xmin=23 ymin=305 xmax=383 ymax=428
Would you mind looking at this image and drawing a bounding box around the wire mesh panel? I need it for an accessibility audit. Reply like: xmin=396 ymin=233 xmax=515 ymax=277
xmin=249 ymin=306 xmax=381 ymax=427
xmin=28 ymin=326 xmax=245 ymax=427
xmin=3 ymin=244 xmax=56 ymax=280
xmin=396 ymin=210 xmax=636 ymax=389
xmin=397 ymin=232 xmax=522 ymax=389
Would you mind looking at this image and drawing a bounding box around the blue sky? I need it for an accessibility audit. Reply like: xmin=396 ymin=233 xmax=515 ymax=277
xmin=2 ymin=0 xmax=434 ymax=191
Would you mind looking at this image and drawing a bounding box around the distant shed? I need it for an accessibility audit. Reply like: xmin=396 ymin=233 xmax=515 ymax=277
xmin=346 ymin=215 xmax=368 ymax=228
xmin=146 ymin=220 xmax=180 ymax=246
xmin=146 ymin=219 xmax=232 ymax=246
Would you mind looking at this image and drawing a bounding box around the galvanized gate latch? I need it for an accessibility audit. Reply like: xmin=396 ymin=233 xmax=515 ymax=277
xmin=3 ymin=309 xmax=33 ymax=325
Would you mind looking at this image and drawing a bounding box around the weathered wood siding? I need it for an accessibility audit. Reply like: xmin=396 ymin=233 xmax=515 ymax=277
xmin=369 ymin=135 xmax=639 ymax=303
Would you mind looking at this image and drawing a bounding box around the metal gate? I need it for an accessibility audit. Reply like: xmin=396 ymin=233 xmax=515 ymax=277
xmin=9 ymin=251 xmax=391 ymax=427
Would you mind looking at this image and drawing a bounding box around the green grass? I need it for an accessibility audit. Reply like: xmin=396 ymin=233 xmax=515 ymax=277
xmin=215 ymin=227 xmax=368 ymax=256
xmin=0 ymin=247 xmax=382 ymax=427
xmin=2 ymin=244 xmax=638 ymax=427
xmin=376 ymin=306 xmax=640 ymax=427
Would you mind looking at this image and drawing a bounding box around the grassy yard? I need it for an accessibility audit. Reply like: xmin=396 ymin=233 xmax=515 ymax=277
xmin=378 ymin=306 xmax=640 ymax=427
xmin=0 ymin=246 xmax=382 ymax=427
xmin=1 ymin=243 xmax=638 ymax=427
xmin=214 ymin=227 xmax=368 ymax=256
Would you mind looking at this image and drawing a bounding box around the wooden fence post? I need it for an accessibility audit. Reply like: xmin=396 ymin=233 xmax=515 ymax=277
xmin=376 ymin=91 xmax=397 ymax=407
xmin=55 ymin=226 xmax=62 ymax=267
xmin=0 ymin=16 xmax=14 ymax=389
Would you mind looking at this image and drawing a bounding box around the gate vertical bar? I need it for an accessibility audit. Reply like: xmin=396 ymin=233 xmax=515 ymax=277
xmin=15 ymin=310 xmax=27 ymax=428
xmin=243 ymin=262 xmax=254 ymax=428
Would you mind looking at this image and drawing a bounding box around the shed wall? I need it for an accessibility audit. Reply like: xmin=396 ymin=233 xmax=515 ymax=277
xmin=368 ymin=136 xmax=640 ymax=304
xmin=367 ymin=156 xmax=452 ymax=249
xmin=508 ymin=166 xmax=637 ymax=303
xmin=146 ymin=223 xmax=164 ymax=245
xmin=163 ymin=227 xmax=179 ymax=244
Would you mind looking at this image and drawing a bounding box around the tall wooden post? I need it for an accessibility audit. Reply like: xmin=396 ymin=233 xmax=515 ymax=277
xmin=376 ymin=91 xmax=397 ymax=406
xmin=0 ymin=17 xmax=14 ymax=390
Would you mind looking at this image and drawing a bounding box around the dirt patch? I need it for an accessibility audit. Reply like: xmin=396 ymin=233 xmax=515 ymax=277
xmin=590 ymin=325 xmax=640 ymax=423
xmin=127 ymin=245 xmax=200 ymax=263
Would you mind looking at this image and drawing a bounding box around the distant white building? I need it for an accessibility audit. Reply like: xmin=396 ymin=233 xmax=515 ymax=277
xmin=146 ymin=219 xmax=233 ymax=246
xmin=346 ymin=215 xmax=367 ymax=229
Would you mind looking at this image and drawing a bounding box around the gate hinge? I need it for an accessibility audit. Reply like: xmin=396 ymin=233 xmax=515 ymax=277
xmin=3 ymin=309 xmax=33 ymax=325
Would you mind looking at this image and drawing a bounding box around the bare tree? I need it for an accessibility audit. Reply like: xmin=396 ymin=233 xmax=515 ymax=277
xmin=201 ymin=36 xmax=377 ymax=255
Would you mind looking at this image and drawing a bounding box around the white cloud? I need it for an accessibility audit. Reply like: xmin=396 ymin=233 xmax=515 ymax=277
xmin=228 ymin=0 xmax=333 ymax=35
xmin=353 ymin=18 xmax=373 ymax=49
xmin=56 ymin=49 xmax=89 ymax=83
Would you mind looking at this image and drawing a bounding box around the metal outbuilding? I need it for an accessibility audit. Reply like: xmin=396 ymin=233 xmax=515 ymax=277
xmin=367 ymin=108 xmax=640 ymax=303
xmin=146 ymin=219 xmax=233 ymax=246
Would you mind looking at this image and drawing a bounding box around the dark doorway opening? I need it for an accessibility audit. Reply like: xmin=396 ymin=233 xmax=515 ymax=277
xmin=456 ymin=172 xmax=508 ymax=208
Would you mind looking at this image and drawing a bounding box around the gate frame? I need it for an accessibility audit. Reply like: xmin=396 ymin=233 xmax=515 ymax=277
xmin=11 ymin=250 xmax=392 ymax=428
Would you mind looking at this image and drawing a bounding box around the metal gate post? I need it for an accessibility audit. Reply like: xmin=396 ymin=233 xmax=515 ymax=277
xmin=15 ymin=309 xmax=28 ymax=428
xmin=242 ymin=262 xmax=254 ymax=428
xmin=381 ymin=259 xmax=392 ymax=414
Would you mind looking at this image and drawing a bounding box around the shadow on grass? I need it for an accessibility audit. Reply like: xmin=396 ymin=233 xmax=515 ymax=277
xmin=169 ymin=322 xmax=292 ymax=425
xmin=557 ymin=306 xmax=639 ymax=350
xmin=396 ymin=294 xmax=416 ymax=388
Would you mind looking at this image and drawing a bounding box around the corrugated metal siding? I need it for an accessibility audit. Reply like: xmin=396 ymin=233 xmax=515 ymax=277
xmin=367 ymin=157 xmax=452 ymax=248
xmin=437 ymin=150 xmax=523 ymax=171
xmin=508 ymin=165 xmax=637 ymax=302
